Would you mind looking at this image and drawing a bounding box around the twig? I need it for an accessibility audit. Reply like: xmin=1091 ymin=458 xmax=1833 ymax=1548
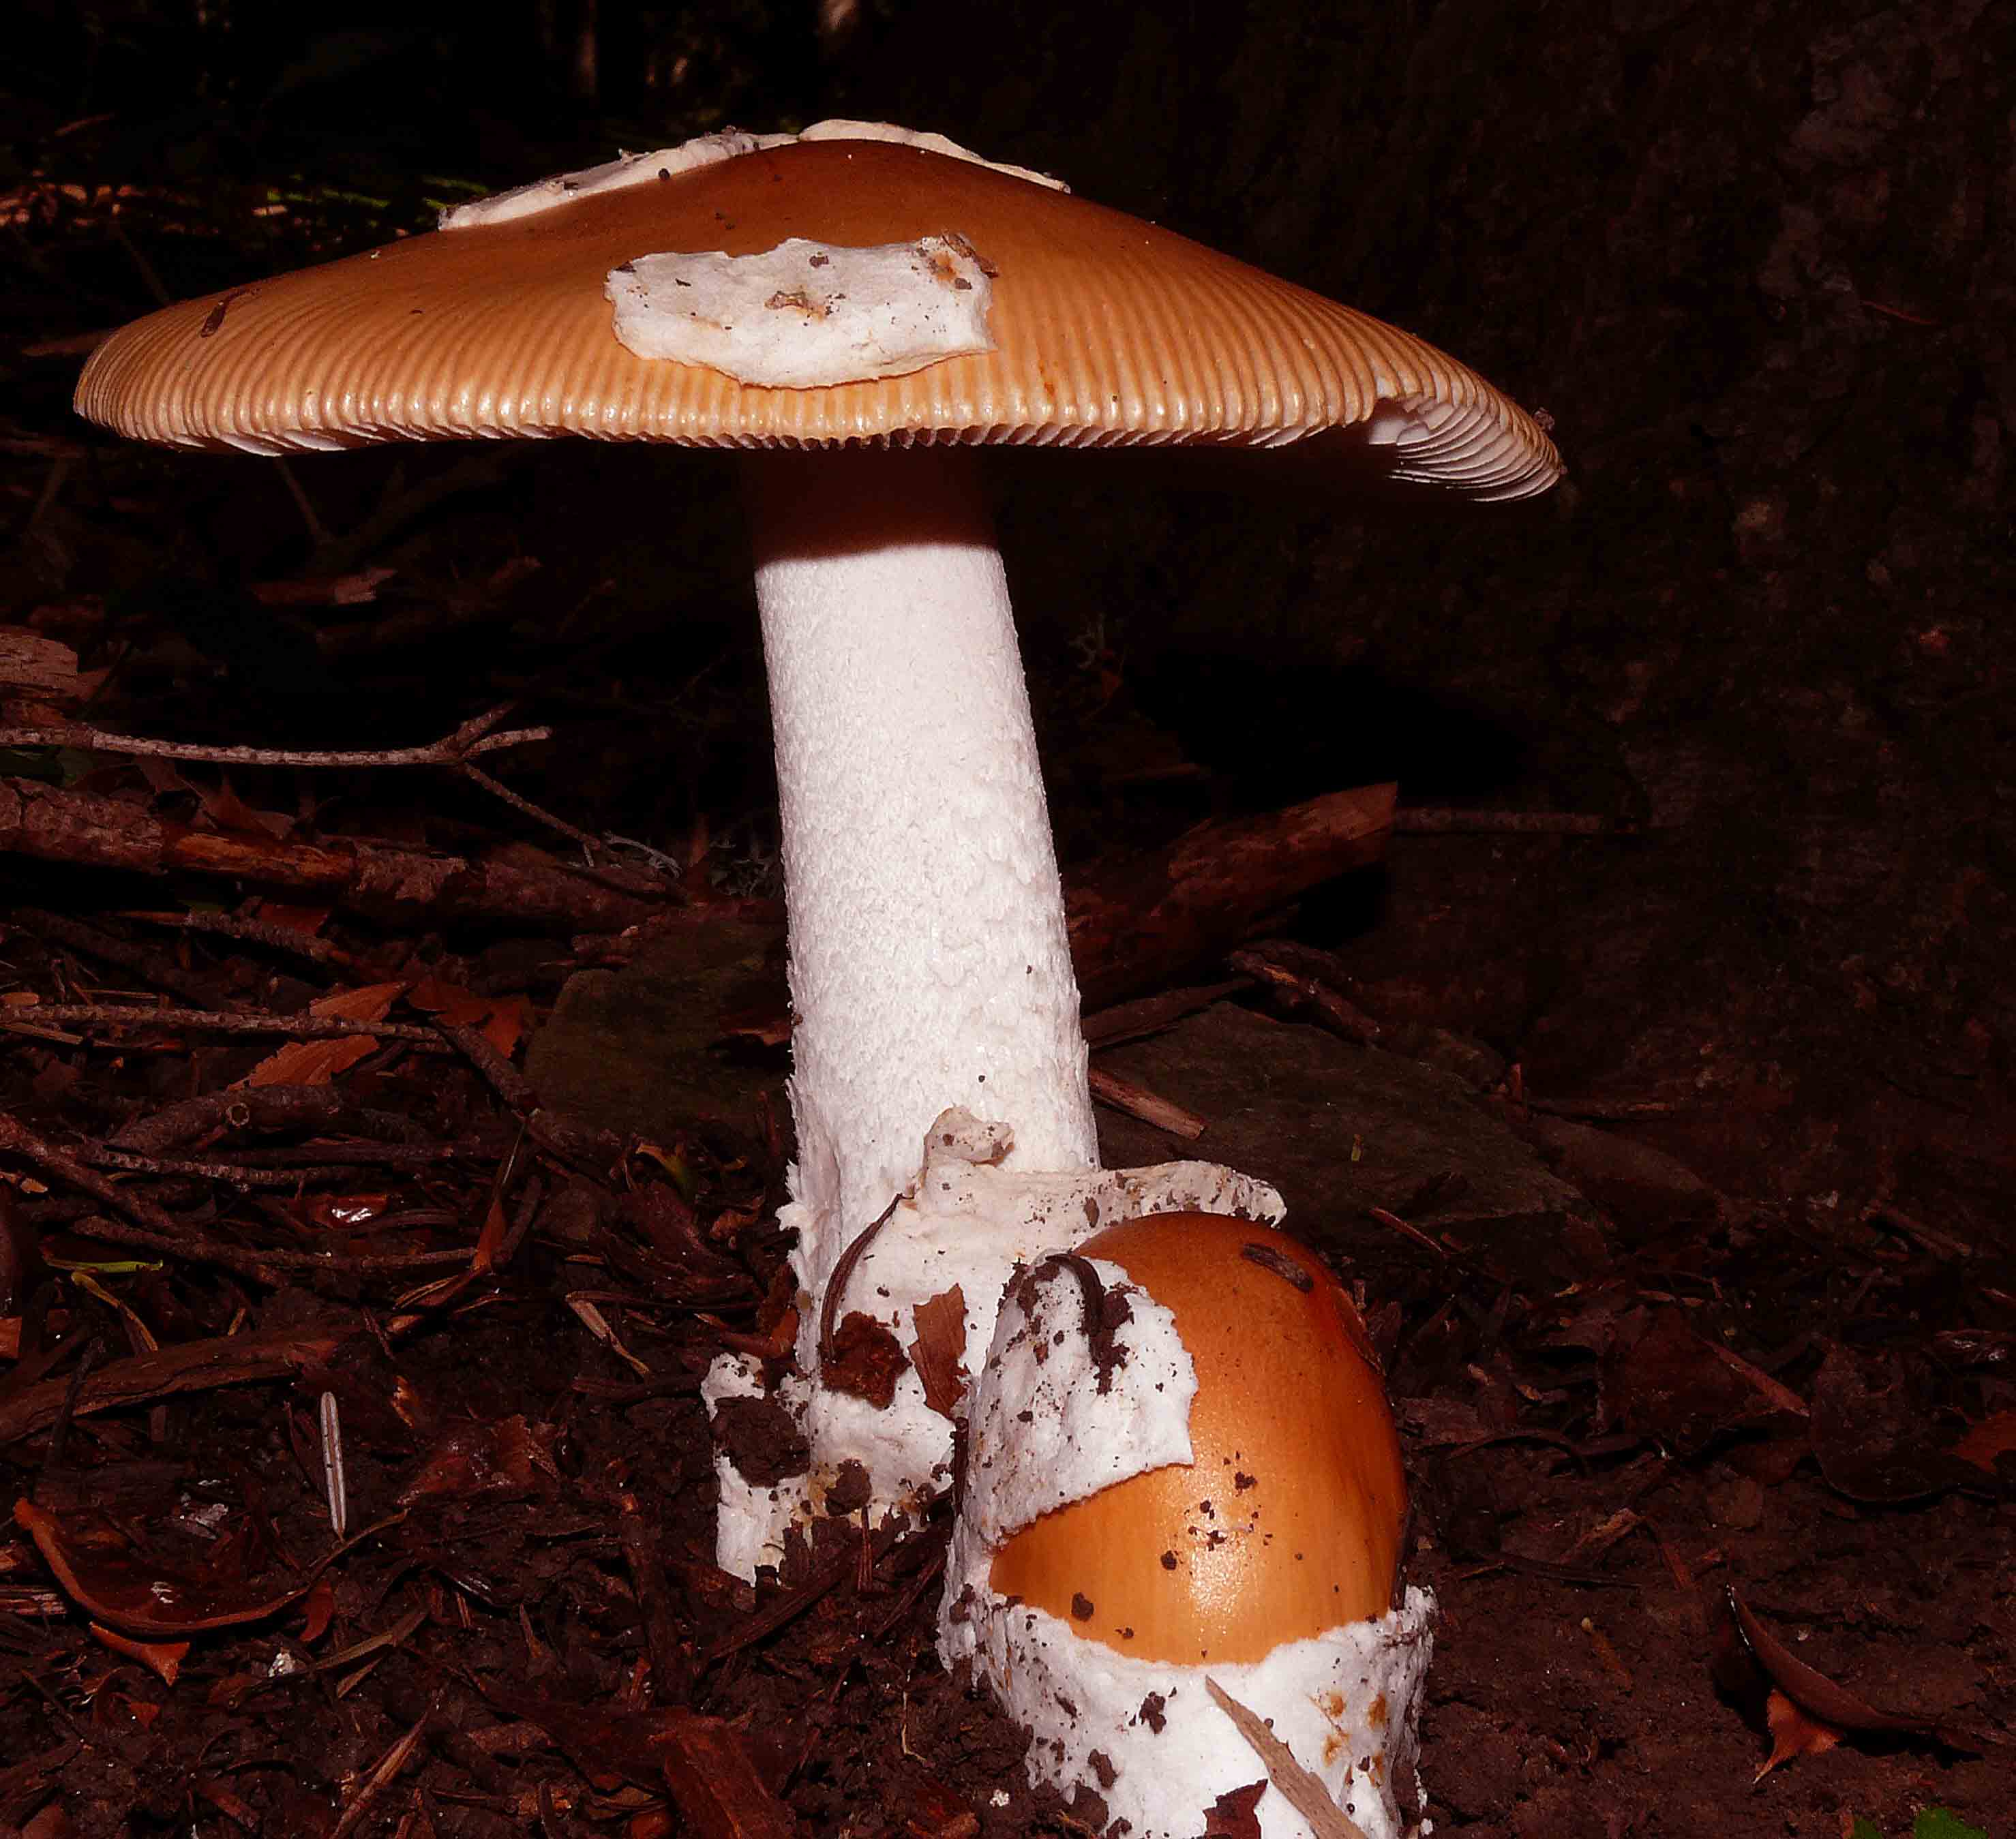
xmin=67 ymin=1214 xmax=474 ymax=1286
xmin=456 ymin=758 xmax=604 ymax=857
xmin=1068 ymin=782 xmax=1395 ymax=1012
xmin=1087 ymin=1066 xmax=1206 ymax=1140
xmin=1866 ymin=1203 xmax=1975 ymax=1262
xmin=15 ymin=907 xmax=235 ymax=1006
xmin=1082 ymin=979 xmax=1246 ymax=1050
xmin=1230 ymin=946 xmax=1382 ymax=1046
xmin=111 ymin=1084 xmax=430 ymax=1154
xmin=0 ymin=778 xmax=663 ymax=934
xmin=42 ymin=1336 xmax=104 ymax=1474
xmin=331 ymin=1707 xmax=431 ymax=1839
xmin=817 ymin=1191 xmax=906 ymax=1368
xmin=83 ymin=1144 xmax=479 ymax=1187
xmin=616 ymin=1491 xmax=690 ymax=1705
xmin=1368 ymin=1204 xmax=1450 ymax=1261
xmin=275 ymin=457 xmax=329 ymax=551
xmin=11 ymin=1001 xmax=451 ymax=1046
xmin=110 ymin=216 xmax=171 ymax=307
xmin=1514 ymin=1093 xmax=1684 ymax=1121
xmin=1203 ymin=1677 xmax=1372 ymax=1839
xmin=0 ymin=1325 xmax=347 ymax=1446
xmin=116 ymin=909 xmax=357 ymax=969
xmin=0 ymin=1110 xmax=196 ymax=1239
xmin=0 ymin=703 xmax=547 ymax=770
xmin=437 ymin=1020 xmax=538 ymax=1110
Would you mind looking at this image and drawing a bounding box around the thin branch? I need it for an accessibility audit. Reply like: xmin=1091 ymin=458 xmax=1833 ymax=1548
xmin=67 ymin=1213 xmax=475 ymax=1286
xmin=0 ymin=1109 xmax=206 ymax=1239
xmin=436 ymin=1020 xmax=539 ymax=1111
xmin=0 ymin=1325 xmax=348 ymax=1447
xmin=455 ymin=757 xmax=604 ymax=857
xmin=1203 ymin=1677 xmax=1372 ymax=1839
xmin=7 ymin=1001 xmax=451 ymax=1046
xmin=115 ymin=909 xmax=358 ymax=970
xmin=817 ymin=1191 xmax=907 ymax=1369
xmin=0 ymin=778 xmax=664 ymax=934
xmin=1087 ymin=1065 xmax=1206 ymax=1139
xmin=0 ymin=703 xmax=548 ymax=770
xmin=83 ymin=1143 xmax=483 ymax=1187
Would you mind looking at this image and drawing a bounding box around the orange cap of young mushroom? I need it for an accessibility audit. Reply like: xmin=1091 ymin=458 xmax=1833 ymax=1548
xmin=987 ymin=1213 xmax=1405 ymax=1667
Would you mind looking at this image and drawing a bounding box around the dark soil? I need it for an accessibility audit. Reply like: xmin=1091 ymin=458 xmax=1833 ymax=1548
xmin=2 ymin=5 xmax=2012 ymax=1838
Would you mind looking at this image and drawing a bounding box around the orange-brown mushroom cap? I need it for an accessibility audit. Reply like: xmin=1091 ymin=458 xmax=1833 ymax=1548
xmin=987 ymin=1212 xmax=1407 ymax=1667
xmin=75 ymin=134 xmax=1559 ymax=499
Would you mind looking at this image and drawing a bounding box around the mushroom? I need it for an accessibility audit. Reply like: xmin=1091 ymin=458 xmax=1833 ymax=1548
xmin=946 ymin=1212 xmax=1423 ymax=1838
xmin=74 ymin=121 xmax=1559 ymax=1574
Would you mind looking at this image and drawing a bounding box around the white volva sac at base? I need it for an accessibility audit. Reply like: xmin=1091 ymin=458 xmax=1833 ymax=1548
xmin=704 ymin=1107 xmax=1282 ymax=1581
xmin=942 ymin=1585 xmax=1435 ymax=1839
xmin=939 ymin=1234 xmax=1433 ymax=1838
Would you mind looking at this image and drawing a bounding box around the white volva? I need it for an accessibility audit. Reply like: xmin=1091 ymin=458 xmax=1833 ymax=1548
xmin=944 ymin=1262 xmax=1434 ymax=1839
xmin=705 ymin=1106 xmax=1280 ymax=1576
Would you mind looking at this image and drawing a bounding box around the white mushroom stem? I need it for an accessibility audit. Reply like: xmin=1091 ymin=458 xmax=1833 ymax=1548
xmin=742 ymin=445 xmax=1100 ymax=1308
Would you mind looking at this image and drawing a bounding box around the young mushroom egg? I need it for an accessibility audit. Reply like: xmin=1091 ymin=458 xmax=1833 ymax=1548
xmin=989 ymin=1212 xmax=1405 ymax=1662
xmin=944 ymin=1211 xmax=1431 ymax=1838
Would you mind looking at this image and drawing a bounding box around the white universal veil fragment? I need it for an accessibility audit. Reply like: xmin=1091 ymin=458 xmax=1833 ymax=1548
xmin=71 ymin=120 xmax=1562 ymax=1577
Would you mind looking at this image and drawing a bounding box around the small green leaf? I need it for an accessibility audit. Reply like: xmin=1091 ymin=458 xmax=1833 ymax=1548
xmin=1848 ymin=1820 xmax=1884 ymax=1839
xmin=1914 ymin=1811 xmax=1987 ymax=1839
xmin=50 ymin=1252 xmax=164 ymax=1278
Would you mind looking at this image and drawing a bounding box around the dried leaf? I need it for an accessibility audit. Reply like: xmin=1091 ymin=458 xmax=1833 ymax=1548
xmin=1201 ymin=1779 xmax=1267 ymax=1839
xmin=240 ymin=1034 xmax=378 ymax=1090
xmin=16 ymin=1496 xmax=325 ymax=1637
xmin=406 ymin=973 xmax=525 ymax=1057
xmin=195 ymin=1776 xmax=263 ymax=1829
xmin=307 ymin=984 xmax=407 ymax=1022
xmin=301 ymin=1193 xmax=392 ymax=1233
xmin=565 ymin=1297 xmax=650 ymax=1378
xmin=296 ymin=1577 xmax=337 ymax=1642
xmin=909 ymin=1286 xmax=968 ymax=1420
xmin=717 ymin=1005 xmax=793 ymax=1048
xmin=197 ymin=778 xmax=292 ymax=840
xmin=622 ymin=1185 xmax=749 ymax=1298
xmin=483 ymin=1687 xmax=796 ymax=1838
xmin=1724 ymin=1587 xmax=1943 ymax=1752
xmin=247 ymin=566 xmax=395 ymax=607
xmin=1606 ymin=1308 xmax=1803 ymax=1455
xmin=1757 ymin=1687 xmax=1841 ymax=1780
xmin=1952 ymin=1409 xmax=2016 ymax=1478
xmin=824 ymin=1311 xmax=909 ymax=1408
xmin=396 ymin=1416 xmax=556 ymax=1506
xmin=252 ymin=899 xmax=333 ymax=935
xmin=237 ymin=982 xmax=403 ymax=1089
xmin=89 ymin=1622 xmax=189 ymax=1684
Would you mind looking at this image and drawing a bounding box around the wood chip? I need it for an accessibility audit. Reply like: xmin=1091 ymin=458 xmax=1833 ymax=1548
xmin=1203 ymin=1677 xmax=1372 ymax=1839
